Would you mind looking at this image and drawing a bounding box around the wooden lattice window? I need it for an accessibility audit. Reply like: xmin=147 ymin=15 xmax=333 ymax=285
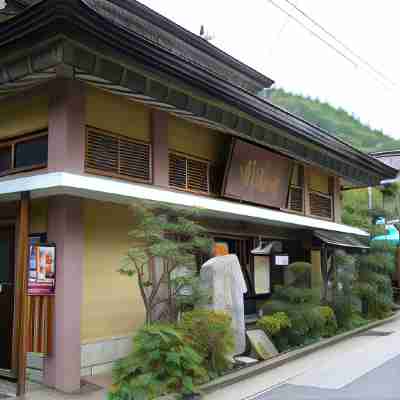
xmin=289 ymin=187 xmax=304 ymax=213
xmin=310 ymin=192 xmax=333 ymax=219
xmin=288 ymin=164 xmax=304 ymax=213
xmin=169 ymin=152 xmax=212 ymax=194
xmin=309 ymin=175 xmax=334 ymax=219
xmin=85 ymin=129 xmax=151 ymax=183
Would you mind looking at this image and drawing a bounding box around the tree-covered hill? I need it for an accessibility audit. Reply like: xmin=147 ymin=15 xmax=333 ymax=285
xmin=264 ymin=88 xmax=400 ymax=153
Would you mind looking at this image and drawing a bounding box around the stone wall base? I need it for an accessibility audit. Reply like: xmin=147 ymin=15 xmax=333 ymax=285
xmin=27 ymin=335 xmax=133 ymax=384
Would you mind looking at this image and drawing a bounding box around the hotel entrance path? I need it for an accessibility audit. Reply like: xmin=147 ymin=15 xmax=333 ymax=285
xmin=206 ymin=315 xmax=400 ymax=400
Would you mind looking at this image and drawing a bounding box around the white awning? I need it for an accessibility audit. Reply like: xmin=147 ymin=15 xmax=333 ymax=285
xmin=0 ymin=172 xmax=368 ymax=237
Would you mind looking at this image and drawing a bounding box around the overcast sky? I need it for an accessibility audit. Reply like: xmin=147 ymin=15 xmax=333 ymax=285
xmin=140 ymin=0 xmax=400 ymax=140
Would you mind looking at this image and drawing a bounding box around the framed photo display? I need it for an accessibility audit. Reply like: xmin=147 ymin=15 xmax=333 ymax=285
xmin=28 ymin=241 xmax=56 ymax=296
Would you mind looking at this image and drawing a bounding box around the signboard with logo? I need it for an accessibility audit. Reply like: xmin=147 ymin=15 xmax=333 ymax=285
xmin=223 ymin=140 xmax=293 ymax=208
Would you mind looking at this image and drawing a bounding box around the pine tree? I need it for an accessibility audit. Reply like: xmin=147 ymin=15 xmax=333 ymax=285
xmin=119 ymin=200 xmax=212 ymax=324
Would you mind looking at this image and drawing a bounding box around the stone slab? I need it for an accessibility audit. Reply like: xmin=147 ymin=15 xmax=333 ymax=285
xmin=246 ymin=330 xmax=278 ymax=360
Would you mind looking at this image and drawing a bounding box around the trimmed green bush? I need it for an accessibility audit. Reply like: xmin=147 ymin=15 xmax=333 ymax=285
xmin=257 ymin=312 xmax=291 ymax=337
xmin=274 ymin=285 xmax=316 ymax=304
xmin=287 ymin=262 xmax=312 ymax=288
xmin=257 ymin=312 xmax=292 ymax=351
xmin=317 ymin=306 xmax=338 ymax=337
xmin=109 ymin=324 xmax=207 ymax=400
xmin=261 ymin=289 xmax=339 ymax=349
xmin=180 ymin=309 xmax=235 ymax=378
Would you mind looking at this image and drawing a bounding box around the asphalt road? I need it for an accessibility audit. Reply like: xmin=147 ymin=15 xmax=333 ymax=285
xmin=258 ymin=348 xmax=400 ymax=400
xmin=206 ymin=318 xmax=400 ymax=400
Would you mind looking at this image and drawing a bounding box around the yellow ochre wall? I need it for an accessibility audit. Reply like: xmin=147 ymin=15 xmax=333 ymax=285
xmin=86 ymin=86 xmax=229 ymax=163
xmin=309 ymin=167 xmax=330 ymax=194
xmin=85 ymin=87 xmax=150 ymax=142
xmin=168 ymin=116 xmax=228 ymax=162
xmin=0 ymin=91 xmax=48 ymax=140
xmin=82 ymin=199 xmax=145 ymax=343
xmin=30 ymin=199 xmax=48 ymax=233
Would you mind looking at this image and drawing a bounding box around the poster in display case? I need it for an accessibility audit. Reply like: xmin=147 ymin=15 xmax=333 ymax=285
xmin=28 ymin=241 xmax=56 ymax=296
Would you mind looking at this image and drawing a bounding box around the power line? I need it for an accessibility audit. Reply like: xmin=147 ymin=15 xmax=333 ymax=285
xmin=267 ymin=0 xmax=297 ymax=60
xmin=282 ymin=0 xmax=398 ymax=88
xmin=266 ymin=0 xmax=357 ymax=67
xmin=265 ymin=0 xmax=396 ymax=91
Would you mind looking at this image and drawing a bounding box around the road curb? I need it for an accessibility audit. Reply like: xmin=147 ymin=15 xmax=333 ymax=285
xmin=201 ymin=312 xmax=399 ymax=394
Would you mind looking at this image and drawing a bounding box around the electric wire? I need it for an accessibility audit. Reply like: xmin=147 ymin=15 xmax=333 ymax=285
xmin=266 ymin=0 xmax=396 ymax=91
xmin=282 ymin=0 xmax=398 ymax=87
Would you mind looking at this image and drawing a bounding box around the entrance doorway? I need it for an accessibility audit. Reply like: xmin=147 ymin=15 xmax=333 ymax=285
xmin=0 ymin=226 xmax=15 ymax=374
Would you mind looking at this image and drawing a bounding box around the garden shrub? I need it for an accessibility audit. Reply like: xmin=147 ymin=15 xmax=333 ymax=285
xmin=261 ymin=302 xmax=320 ymax=349
xmin=355 ymin=240 xmax=395 ymax=320
xmin=261 ymin=285 xmax=334 ymax=349
xmin=346 ymin=313 xmax=369 ymax=329
xmin=257 ymin=312 xmax=292 ymax=352
xmin=317 ymin=306 xmax=338 ymax=337
xmin=180 ymin=309 xmax=235 ymax=378
xmin=257 ymin=312 xmax=291 ymax=336
xmin=273 ymin=285 xmax=316 ymax=304
xmin=303 ymin=307 xmax=325 ymax=337
xmin=329 ymin=251 xmax=360 ymax=330
xmin=287 ymin=262 xmax=312 ymax=288
xmin=109 ymin=324 xmax=207 ymax=400
xmin=330 ymin=292 xmax=357 ymax=330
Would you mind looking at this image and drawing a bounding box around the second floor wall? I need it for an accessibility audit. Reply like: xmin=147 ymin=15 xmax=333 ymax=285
xmin=0 ymin=81 xmax=342 ymax=223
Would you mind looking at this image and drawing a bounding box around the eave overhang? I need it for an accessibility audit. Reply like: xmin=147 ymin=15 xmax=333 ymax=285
xmin=0 ymin=0 xmax=397 ymax=187
xmin=0 ymin=172 xmax=369 ymax=237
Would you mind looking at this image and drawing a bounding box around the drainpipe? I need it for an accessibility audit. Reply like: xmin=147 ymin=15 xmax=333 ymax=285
xmin=368 ymin=187 xmax=373 ymax=210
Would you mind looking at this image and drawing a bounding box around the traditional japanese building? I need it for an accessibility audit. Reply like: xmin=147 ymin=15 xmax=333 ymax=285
xmin=0 ymin=0 xmax=397 ymax=394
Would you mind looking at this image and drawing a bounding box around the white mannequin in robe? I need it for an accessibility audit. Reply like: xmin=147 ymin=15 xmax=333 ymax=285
xmin=200 ymin=254 xmax=248 ymax=355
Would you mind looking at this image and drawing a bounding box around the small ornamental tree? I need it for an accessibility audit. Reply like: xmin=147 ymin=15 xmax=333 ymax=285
xmin=353 ymin=209 xmax=396 ymax=319
xmin=119 ymin=200 xmax=212 ymax=324
xmin=329 ymin=251 xmax=359 ymax=329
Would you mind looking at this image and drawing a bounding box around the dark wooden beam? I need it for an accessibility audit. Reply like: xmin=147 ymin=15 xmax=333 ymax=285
xmin=15 ymin=191 xmax=30 ymax=396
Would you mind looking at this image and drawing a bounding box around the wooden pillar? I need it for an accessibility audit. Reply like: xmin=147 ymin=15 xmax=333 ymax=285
xmin=151 ymin=110 xmax=169 ymax=188
xmin=48 ymin=79 xmax=86 ymax=174
xmin=304 ymin=166 xmax=311 ymax=216
xmin=333 ymin=177 xmax=342 ymax=223
xmin=43 ymin=196 xmax=84 ymax=393
xmin=311 ymin=249 xmax=323 ymax=289
xmin=15 ymin=192 xmax=30 ymax=396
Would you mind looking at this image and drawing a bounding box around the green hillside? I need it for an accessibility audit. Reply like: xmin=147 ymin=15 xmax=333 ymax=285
xmin=264 ymin=88 xmax=400 ymax=153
